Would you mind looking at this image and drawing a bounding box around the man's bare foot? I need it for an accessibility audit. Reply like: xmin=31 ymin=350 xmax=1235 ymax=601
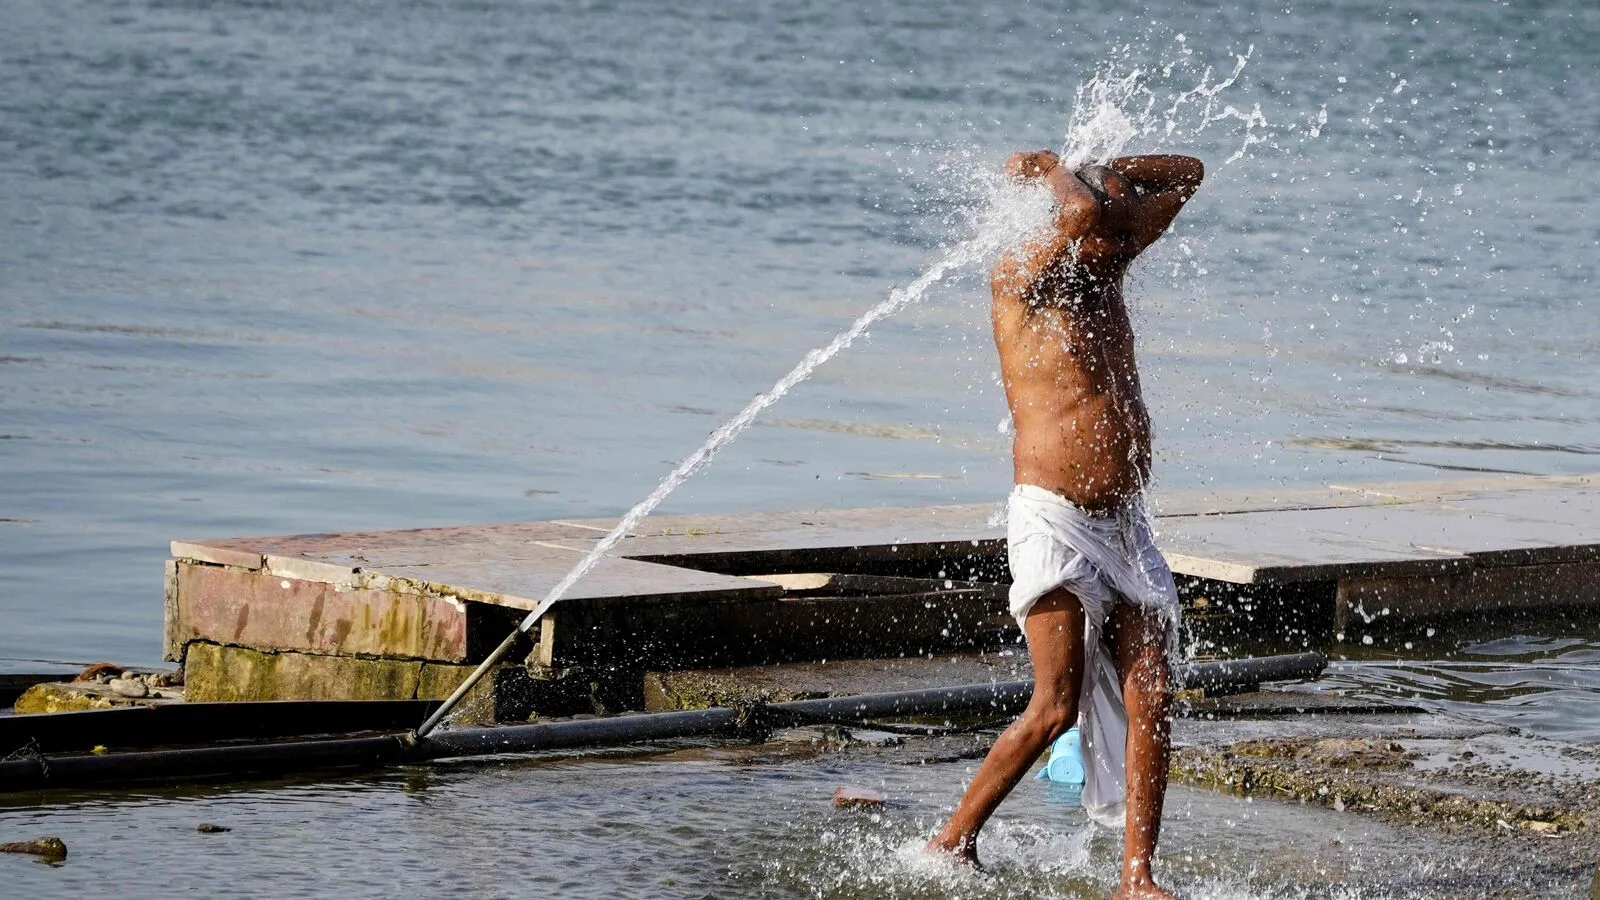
xmin=1110 ymin=877 xmax=1176 ymax=899
xmin=921 ymin=837 xmax=980 ymax=868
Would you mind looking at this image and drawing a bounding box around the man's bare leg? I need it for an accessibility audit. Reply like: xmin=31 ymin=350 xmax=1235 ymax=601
xmin=925 ymin=588 xmax=1086 ymax=865
xmin=1108 ymin=602 xmax=1176 ymax=900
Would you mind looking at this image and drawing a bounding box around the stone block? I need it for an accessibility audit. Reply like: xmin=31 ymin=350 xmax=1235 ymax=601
xmin=171 ymin=540 xmax=263 ymax=570
xmin=169 ymin=561 xmax=470 ymax=662
xmin=163 ymin=559 xmax=180 ymax=662
xmin=263 ymin=554 xmax=361 ymax=587
xmin=183 ymin=643 xmax=499 ymax=723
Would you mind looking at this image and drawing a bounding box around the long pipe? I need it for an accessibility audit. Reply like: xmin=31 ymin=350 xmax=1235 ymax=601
xmin=1 ymin=653 xmax=1323 ymax=792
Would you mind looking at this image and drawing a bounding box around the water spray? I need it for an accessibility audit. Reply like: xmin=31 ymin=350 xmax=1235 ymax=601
xmin=414 ymin=245 xmax=988 ymax=739
xmin=414 ymin=43 xmax=1279 ymax=741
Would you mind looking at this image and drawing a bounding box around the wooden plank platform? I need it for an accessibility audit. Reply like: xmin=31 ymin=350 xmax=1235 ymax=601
xmin=163 ymin=472 xmax=1600 ymax=707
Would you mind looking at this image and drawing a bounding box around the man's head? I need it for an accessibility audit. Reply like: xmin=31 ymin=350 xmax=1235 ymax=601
xmin=1074 ymin=164 xmax=1136 ymax=229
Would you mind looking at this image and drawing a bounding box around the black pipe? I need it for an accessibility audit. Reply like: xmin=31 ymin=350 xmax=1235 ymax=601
xmin=0 ymin=653 xmax=1323 ymax=793
xmin=421 ymin=708 xmax=742 ymax=758
xmin=418 ymin=652 xmax=1324 ymax=759
xmin=0 ymin=735 xmax=411 ymax=793
xmin=1 ymin=700 xmax=443 ymax=756
xmin=1180 ymin=652 xmax=1326 ymax=696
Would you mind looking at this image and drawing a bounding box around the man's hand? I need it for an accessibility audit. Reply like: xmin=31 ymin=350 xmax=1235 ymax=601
xmin=1005 ymin=150 xmax=1062 ymax=181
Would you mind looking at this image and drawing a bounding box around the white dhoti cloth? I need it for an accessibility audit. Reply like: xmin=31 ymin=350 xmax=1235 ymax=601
xmin=1006 ymin=484 xmax=1181 ymax=829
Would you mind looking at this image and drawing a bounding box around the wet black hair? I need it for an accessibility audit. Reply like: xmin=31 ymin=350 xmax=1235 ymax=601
xmin=1073 ymin=164 xmax=1118 ymax=206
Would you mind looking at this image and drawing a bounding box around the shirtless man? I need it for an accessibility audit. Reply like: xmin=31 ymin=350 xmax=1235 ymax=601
xmin=926 ymin=151 xmax=1204 ymax=900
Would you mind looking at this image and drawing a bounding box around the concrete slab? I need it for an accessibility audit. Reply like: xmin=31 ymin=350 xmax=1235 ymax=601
xmin=642 ymin=653 xmax=1032 ymax=711
xmin=555 ymin=503 xmax=1001 ymax=540
xmin=163 ymin=472 xmax=1600 ymax=709
xmin=173 ymin=521 xmax=606 ymax=568
xmin=1158 ymin=505 xmax=1471 ymax=583
xmin=368 ymin=551 xmax=780 ymax=610
xmin=169 ymin=561 xmax=472 ymax=661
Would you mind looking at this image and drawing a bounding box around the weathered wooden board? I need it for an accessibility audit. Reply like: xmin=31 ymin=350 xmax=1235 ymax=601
xmin=1150 ymin=473 xmax=1577 ymax=518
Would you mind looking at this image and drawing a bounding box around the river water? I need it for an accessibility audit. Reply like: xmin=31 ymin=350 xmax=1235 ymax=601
xmin=2 ymin=1 xmax=1599 ymax=893
xmin=0 ymin=748 xmax=1580 ymax=900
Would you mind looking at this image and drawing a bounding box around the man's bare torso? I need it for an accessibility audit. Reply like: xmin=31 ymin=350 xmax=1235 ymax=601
xmin=992 ymin=153 xmax=1204 ymax=511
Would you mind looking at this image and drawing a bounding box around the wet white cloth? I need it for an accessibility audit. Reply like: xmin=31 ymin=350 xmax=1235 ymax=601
xmin=1006 ymin=483 xmax=1181 ymax=828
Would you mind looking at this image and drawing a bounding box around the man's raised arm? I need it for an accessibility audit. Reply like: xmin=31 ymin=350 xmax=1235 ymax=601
xmin=1107 ymin=155 xmax=1205 ymax=252
xmin=1107 ymin=155 xmax=1205 ymax=195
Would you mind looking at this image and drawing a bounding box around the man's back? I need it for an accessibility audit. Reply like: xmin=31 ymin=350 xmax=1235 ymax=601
xmin=991 ymin=153 xmax=1204 ymax=510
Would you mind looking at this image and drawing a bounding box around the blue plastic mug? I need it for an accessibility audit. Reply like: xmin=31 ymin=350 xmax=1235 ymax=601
xmin=1035 ymin=726 xmax=1085 ymax=784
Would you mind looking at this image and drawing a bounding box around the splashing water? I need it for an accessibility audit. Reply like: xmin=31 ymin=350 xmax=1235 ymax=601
xmin=467 ymin=44 xmax=1277 ymax=711
xmin=1059 ymin=42 xmax=1264 ymax=169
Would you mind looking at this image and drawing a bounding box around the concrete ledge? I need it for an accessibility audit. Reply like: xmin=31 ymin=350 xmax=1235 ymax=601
xmin=1337 ymin=559 xmax=1600 ymax=629
xmin=642 ymin=654 xmax=1031 ymax=712
xmin=183 ymin=642 xmax=489 ymax=708
xmin=168 ymin=561 xmax=472 ymax=662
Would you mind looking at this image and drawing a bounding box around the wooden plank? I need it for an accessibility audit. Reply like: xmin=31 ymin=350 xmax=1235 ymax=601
xmin=1152 ymin=485 xmax=1396 ymax=518
xmin=163 ymin=559 xmax=181 ymax=662
xmin=0 ymin=700 xmax=440 ymax=753
xmin=565 ymin=517 xmax=1004 ymax=573
xmin=1152 ymin=473 xmax=1580 ymax=518
xmin=1325 ymin=473 xmax=1579 ymax=503
xmin=549 ymin=587 xmax=1012 ymax=670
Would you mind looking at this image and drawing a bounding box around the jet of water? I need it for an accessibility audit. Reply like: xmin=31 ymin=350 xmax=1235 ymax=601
xmin=416 ymin=44 xmax=1274 ymax=737
xmin=414 ymin=197 xmax=1038 ymax=736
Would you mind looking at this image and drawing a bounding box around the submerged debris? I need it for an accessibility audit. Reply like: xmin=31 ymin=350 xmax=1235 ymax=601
xmin=0 ymin=837 xmax=68 ymax=860
xmin=196 ymin=824 xmax=231 ymax=834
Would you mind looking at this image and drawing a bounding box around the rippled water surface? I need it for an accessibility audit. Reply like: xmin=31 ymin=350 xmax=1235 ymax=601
xmin=1320 ymin=622 xmax=1600 ymax=742
xmin=1 ymin=750 xmax=1580 ymax=900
